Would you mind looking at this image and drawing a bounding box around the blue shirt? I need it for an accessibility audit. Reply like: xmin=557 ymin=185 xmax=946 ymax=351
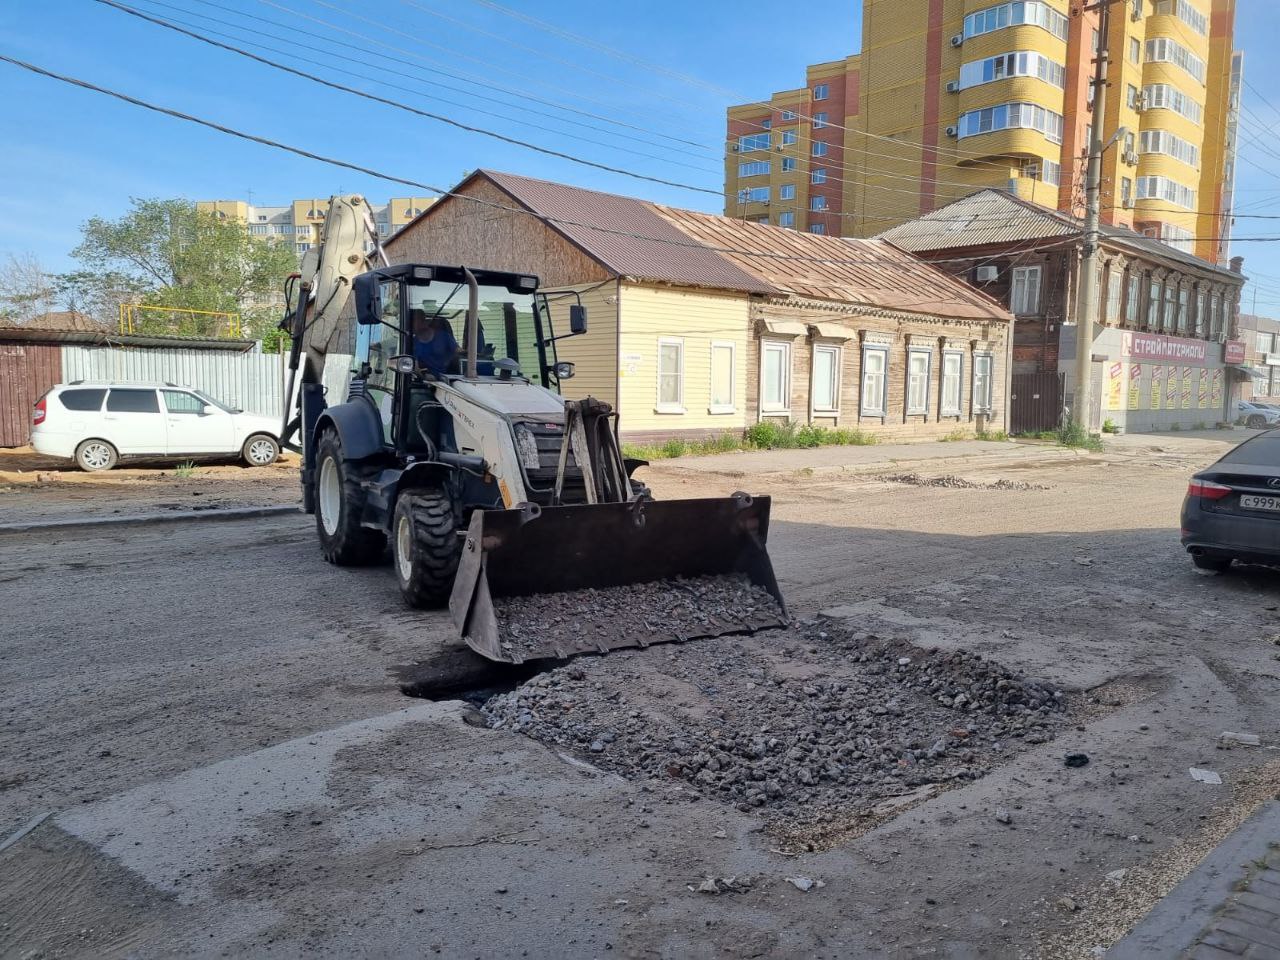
xmin=413 ymin=326 xmax=458 ymax=376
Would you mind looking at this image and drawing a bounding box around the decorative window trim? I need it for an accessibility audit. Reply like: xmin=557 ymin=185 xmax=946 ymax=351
xmin=941 ymin=350 xmax=965 ymax=417
xmin=810 ymin=343 xmax=843 ymax=416
xmin=860 ymin=343 xmax=890 ymax=417
xmin=906 ymin=347 xmax=933 ymax=417
xmin=759 ymin=338 xmax=793 ymax=417
xmin=972 ymin=352 xmax=995 ymax=414
xmin=655 ymin=336 xmax=685 ymax=414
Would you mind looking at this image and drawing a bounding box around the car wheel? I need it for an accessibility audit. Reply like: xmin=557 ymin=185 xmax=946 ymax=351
xmin=1247 ymin=415 xmax=1267 ymax=429
xmin=242 ymin=433 xmax=280 ymax=467
xmin=75 ymin=439 xmax=118 ymax=472
xmin=314 ymin=429 xmax=385 ymax=565
xmin=1192 ymin=553 xmax=1232 ymax=573
xmin=392 ymin=488 xmax=463 ymax=609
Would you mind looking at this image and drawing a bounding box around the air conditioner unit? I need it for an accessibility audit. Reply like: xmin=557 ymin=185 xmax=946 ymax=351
xmin=950 ymin=33 xmax=964 ymax=47
xmin=946 ymin=80 xmax=960 ymax=94
xmin=945 ymin=125 xmax=959 ymax=138
xmin=731 ymin=144 xmax=740 ymax=152
xmin=975 ymin=265 xmax=999 ymax=282
xmin=1131 ymin=0 xmax=1143 ymax=20
xmin=1123 ymin=149 xmax=1139 ymax=165
xmin=1122 ymin=198 xmax=1135 ymax=209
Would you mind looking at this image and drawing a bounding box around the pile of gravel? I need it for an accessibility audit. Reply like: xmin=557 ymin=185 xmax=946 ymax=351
xmin=482 ymin=621 xmax=1065 ymax=824
xmin=881 ymin=473 xmax=1047 ymax=491
xmin=492 ymin=574 xmax=785 ymax=661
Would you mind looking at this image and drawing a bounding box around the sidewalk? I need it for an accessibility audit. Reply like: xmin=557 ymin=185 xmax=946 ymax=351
xmin=1109 ymin=801 xmax=1280 ymax=960
xmin=656 ymin=438 xmax=1086 ymax=478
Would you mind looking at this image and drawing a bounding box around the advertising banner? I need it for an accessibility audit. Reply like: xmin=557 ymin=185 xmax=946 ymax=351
xmin=1181 ymin=367 xmax=1193 ymax=410
xmin=1166 ymin=365 xmax=1179 ymax=408
xmin=1211 ymin=369 xmax=1223 ymax=407
xmin=1151 ymin=365 xmax=1164 ymax=410
xmin=1106 ymin=362 xmax=1125 ymax=410
xmin=1224 ymin=340 xmax=1246 ymax=365
xmin=1128 ymin=364 xmax=1142 ymax=409
xmin=1197 ymin=368 xmax=1209 ymax=409
xmin=1123 ymin=331 xmax=1209 ymax=364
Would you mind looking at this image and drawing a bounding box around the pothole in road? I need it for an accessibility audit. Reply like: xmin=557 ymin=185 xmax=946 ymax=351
xmin=879 ymin=472 xmax=1051 ymax=491
xmin=461 ymin=618 xmax=1072 ymax=849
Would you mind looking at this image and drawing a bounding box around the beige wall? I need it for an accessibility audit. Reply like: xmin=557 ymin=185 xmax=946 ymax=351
xmin=541 ymin=280 xmax=619 ymax=407
xmin=616 ymin=284 xmax=752 ymax=438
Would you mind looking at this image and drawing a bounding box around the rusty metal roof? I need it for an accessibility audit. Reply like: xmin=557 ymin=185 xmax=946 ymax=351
xmin=654 ymin=206 xmax=1011 ymax=321
xmin=477 ymin=170 xmax=773 ymax=294
xmin=879 ymin=189 xmax=1242 ymax=280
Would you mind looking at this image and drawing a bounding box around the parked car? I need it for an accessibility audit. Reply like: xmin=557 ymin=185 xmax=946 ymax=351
xmin=1181 ymin=430 xmax=1280 ymax=572
xmin=1237 ymin=401 xmax=1280 ymax=429
xmin=31 ymin=382 xmax=282 ymax=472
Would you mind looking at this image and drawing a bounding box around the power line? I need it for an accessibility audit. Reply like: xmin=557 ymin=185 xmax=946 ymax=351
xmin=95 ymin=0 xmax=721 ymax=196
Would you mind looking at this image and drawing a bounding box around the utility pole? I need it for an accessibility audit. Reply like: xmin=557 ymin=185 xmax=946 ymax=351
xmin=1072 ymin=0 xmax=1115 ymax=430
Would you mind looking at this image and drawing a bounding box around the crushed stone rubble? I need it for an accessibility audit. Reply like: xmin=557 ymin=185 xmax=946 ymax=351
xmin=492 ymin=574 xmax=784 ymax=660
xmin=881 ymin=473 xmax=1048 ymax=491
xmin=482 ymin=620 xmax=1067 ymax=824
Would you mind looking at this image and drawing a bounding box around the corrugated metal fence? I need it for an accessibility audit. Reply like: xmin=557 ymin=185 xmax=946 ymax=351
xmin=2 ymin=343 xmax=356 ymax=446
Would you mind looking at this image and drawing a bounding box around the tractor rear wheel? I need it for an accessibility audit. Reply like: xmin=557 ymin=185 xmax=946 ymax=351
xmin=314 ymin=429 xmax=386 ymax=565
xmin=392 ymin=489 xmax=462 ymax=608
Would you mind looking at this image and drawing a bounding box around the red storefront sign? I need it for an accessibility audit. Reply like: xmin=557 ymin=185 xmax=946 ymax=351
xmin=1224 ymin=340 xmax=1247 ymax=365
xmin=1122 ymin=332 xmax=1209 ymax=364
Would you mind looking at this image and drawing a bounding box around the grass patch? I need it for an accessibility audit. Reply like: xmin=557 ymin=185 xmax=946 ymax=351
xmin=1102 ymin=418 xmax=1118 ymax=434
xmin=622 ymin=421 xmax=876 ymax=461
xmin=174 ymin=460 xmax=197 ymax=478
xmin=1015 ymin=424 xmax=1104 ymax=452
xmin=939 ymin=428 xmax=973 ymax=442
xmin=975 ymin=430 xmax=1009 ymax=442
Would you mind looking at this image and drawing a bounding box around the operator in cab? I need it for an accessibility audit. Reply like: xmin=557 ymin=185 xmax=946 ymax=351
xmin=410 ymin=308 xmax=459 ymax=377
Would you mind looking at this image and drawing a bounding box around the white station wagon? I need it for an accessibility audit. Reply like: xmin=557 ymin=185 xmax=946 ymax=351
xmin=31 ymin=382 xmax=282 ymax=471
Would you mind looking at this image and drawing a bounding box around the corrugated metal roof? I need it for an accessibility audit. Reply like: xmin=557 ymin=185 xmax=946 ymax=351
xmin=879 ymin=189 xmax=1242 ymax=281
xmin=655 ymin=207 xmax=1011 ymax=321
xmin=475 ymin=170 xmax=774 ymax=294
xmin=0 ymin=328 xmax=257 ymax=351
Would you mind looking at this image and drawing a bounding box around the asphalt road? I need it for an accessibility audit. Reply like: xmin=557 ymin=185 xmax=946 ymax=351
xmin=3 ymin=436 xmax=1280 ymax=959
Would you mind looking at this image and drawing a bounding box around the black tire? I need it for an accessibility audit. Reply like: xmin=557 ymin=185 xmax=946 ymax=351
xmin=1247 ymin=415 xmax=1267 ymax=429
xmin=75 ymin=438 xmax=118 ymax=472
xmin=1192 ymin=553 xmax=1232 ymax=573
xmin=241 ymin=433 xmax=280 ymax=467
xmin=392 ymin=489 xmax=462 ymax=608
xmin=313 ymin=429 xmax=385 ymax=565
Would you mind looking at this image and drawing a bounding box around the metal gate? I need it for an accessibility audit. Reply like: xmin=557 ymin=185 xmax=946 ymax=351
xmin=0 ymin=343 xmax=61 ymax=447
xmin=1010 ymin=372 xmax=1064 ymax=435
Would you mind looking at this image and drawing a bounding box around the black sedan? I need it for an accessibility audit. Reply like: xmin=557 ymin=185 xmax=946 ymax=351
xmin=1182 ymin=430 xmax=1280 ymax=571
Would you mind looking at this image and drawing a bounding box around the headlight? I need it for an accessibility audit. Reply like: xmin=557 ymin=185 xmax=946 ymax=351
xmin=553 ymin=361 xmax=575 ymax=380
xmin=513 ymin=423 xmax=541 ymax=470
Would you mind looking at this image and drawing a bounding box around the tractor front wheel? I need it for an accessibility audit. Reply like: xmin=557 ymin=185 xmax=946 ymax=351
xmin=392 ymin=489 xmax=463 ymax=608
xmin=314 ymin=429 xmax=385 ymax=565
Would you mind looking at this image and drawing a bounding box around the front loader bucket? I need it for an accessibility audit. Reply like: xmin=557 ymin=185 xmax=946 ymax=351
xmin=449 ymin=494 xmax=787 ymax=663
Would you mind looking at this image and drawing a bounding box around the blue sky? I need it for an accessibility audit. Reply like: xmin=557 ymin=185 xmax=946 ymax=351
xmin=2 ymin=0 xmax=1279 ymax=313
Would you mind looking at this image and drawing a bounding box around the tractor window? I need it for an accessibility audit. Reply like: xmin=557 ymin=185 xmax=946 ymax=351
xmin=407 ymin=283 xmax=546 ymax=380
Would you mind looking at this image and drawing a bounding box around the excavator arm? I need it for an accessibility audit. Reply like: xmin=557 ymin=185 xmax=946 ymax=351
xmin=279 ymin=194 xmax=386 ymax=453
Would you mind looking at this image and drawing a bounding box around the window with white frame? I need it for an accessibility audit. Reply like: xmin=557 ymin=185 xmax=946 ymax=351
xmin=811 ymin=168 xmax=827 ymax=184
xmin=963 ymin=2 xmax=1069 ymax=41
xmin=1178 ymin=288 xmax=1190 ymax=333
xmin=761 ymin=340 xmax=792 ymax=414
xmin=779 ymin=184 xmax=796 ymax=200
xmin=1148 ymin=279 xmax=1162 ymax=328
xmin=1106 ymin=269 xmax=1124 ymax=320
xmin=1126 ymin=274 xmax=1141 ymax=324
xmin=738 ymin=160 xmax=771 ymax=177
xmin=778 ymin=211 xmax=796 ymax=228
xmin=861 ymin=346 xmax=888 ymax=416
xmin=972 ymin=354 xmax=994 ymax=412
xmin=906 ymin=349 xmax=931 ymax=415
xmin=1154 ymin=0 xmax=1208 ymax=35
xmin=809 ymin=223 xmax=826 ymax=235
xmin=737 ymin=133 xmax=771 ymax=151
xmin=249 ymin=224 xmax=269 ymax=235
xmin=958 ymin=51 xmax=1066 ymax=90
xmin=1140 ymin=129 xmax=1200 ymax=168
xmin=1195 ymin=290 xmax=1207 ymax=336
xmin=810 ymin=195 xmax=828 ymax=212
xmin=1145 ymin=37 xmax=1206 ymax=84
xmin=941 ymin=352 xmax=963 ymax=415
xmin=812 ymin=141 xmax=828 ymax=157
xmin=1010 ymin=265 xmax=1042 ymax=314
xmin=738 ymin=186 xmax=771 ymax=204
xmin=957 ymin=102 xmax=1064 ymax=144
xmin=1130 ymin=37 xmax=1142 ymax=63
xmin=813 ymin=112 xmax=829 ymax=128
xmin=811 ymin=344 xmax=841 ymax=414
xmin=709 ymin=341 xmax=736 ymax=414
xmin=1142 ymin=83 xmax=1203 ymax=123
xmin=657 ymin=338 xmax=684 ymax=412
xmin=1137 ymin=176 xmax=1196 ymax=209
xmin=812 ymin=83 xmax=829 ymax=100
xmin=782 ymin=157 xmax=797 ymax=172
xmin=781 ymin=109 xmax=797 ymax=121
xmin=1164 ymin=284 xmax=1177 ymax=332
xmin=781 ymin=130 xmax=798 ymax=145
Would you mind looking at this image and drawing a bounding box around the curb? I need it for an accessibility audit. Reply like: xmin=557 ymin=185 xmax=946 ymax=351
xmin=0 ymin=504 xmax=301 ymax=534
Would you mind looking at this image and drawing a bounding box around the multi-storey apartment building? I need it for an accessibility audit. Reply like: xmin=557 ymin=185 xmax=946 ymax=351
xmin=724 ymin=0 xmax=1239 ymax=265
xmin=196 ymin=197 xmax=435 ymax=256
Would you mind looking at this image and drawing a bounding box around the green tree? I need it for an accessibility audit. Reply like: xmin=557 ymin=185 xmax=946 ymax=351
xmin=0 ymin=252 xmax=56 ymax=324
xmin=72 ymin=198 xmax=296 ymax=340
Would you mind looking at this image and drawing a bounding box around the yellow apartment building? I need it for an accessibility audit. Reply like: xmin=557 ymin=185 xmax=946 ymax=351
xmin=725 ymin=0 xmax=1239 ymax=265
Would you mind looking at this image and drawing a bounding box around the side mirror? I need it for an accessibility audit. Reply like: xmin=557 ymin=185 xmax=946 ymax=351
xmin=390 ymin=354 xmax=417 ymax=375
xmin=569 ymin=304 xmax=588 ymax=336
xmin=552 ymin=361 xmax=576 ymax=381
xmin=354 ymin=274 xmax=382 ymax=325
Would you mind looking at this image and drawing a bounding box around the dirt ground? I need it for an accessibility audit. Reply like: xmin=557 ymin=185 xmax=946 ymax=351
xmin=2 ymin=432 xmax=1279 ymax=959
xmin=0 ymin=446 xmax=299 ymax=523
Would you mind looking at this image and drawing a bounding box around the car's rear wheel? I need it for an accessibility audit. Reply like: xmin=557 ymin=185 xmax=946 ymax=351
xmin=314 ymin=429 xmax=385 ymax=565
xmin=242 ymin=433 xmax=280 ymax=467
xmin=75 ymin=439 xmax=118 ymax=472
xmin=1192 ymin=552 xmax=1232 ymax=573
xmin=1247 ymin=414 xmax=1267 ymax=429
xmin=392 ymin=488 xmax=462 ymax=608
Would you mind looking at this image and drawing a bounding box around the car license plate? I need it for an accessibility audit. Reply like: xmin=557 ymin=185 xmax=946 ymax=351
xmin=1240 ymin=495 xmax=1280 ymax=512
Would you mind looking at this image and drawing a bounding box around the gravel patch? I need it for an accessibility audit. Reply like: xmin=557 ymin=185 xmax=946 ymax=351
xmin=881 ymin=473 xmax=1049 ymax=491
xmin=492 ymin=575 xmax=785 ymax=661
xmin=482 ymin=620 xmax=1067 ymax=829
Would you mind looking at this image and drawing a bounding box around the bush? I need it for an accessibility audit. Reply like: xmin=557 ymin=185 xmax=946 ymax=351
xmin=1102 ymin=418 xmax=1118 ymax=434
xmin=940 ymin=429 xmax=973 ymax=442
xmin=976 ymin=430 xmax=1009 ymax=442
xmin=627 ymin=421 xmax=877 ymax=461
xmin=1055 ymin=421 xmax=1104 ymax=452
